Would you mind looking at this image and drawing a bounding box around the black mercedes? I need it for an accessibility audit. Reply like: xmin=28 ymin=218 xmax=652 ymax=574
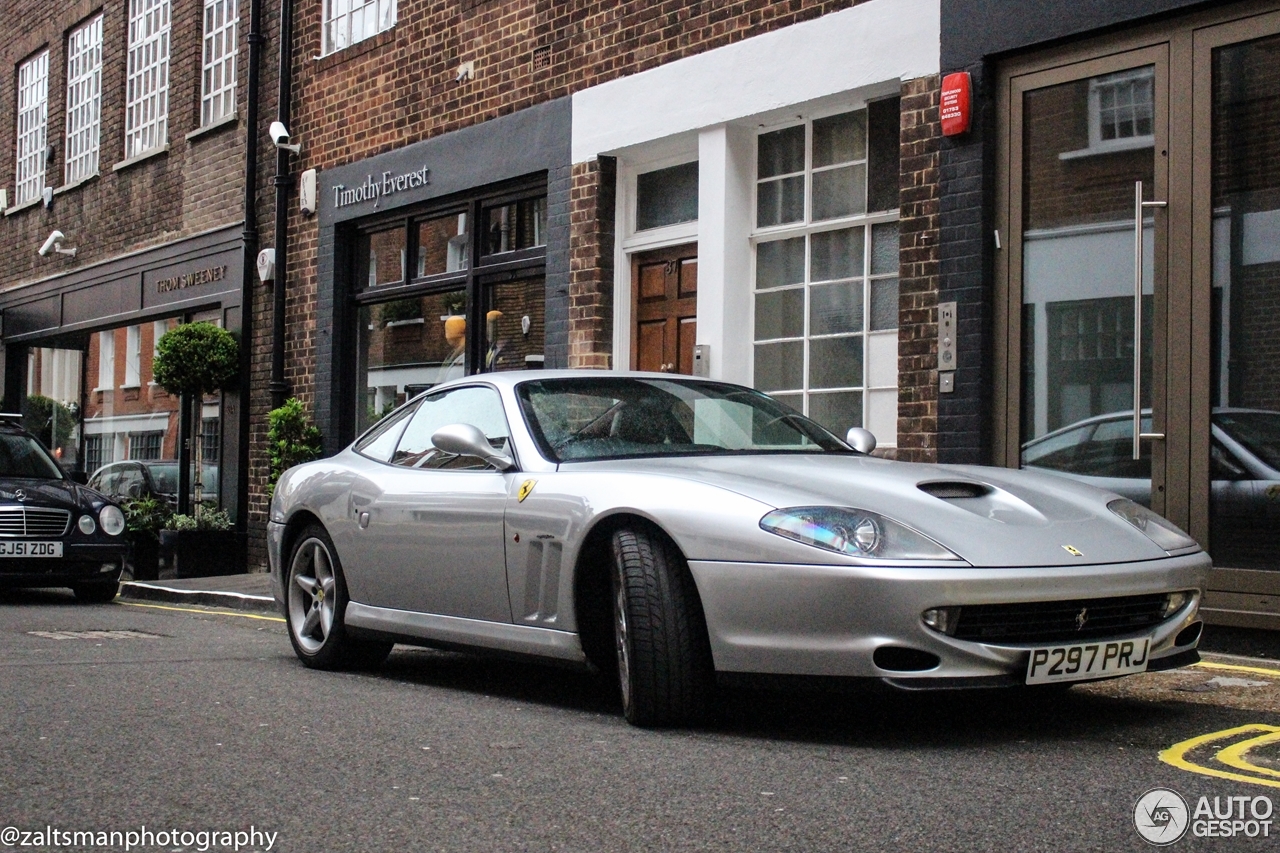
xmin=0 ymin=415 xmax=127 ymax=602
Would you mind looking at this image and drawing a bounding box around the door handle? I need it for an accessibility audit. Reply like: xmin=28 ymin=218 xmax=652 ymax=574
xmin=1133 ymin=180 xmax=1166 ymax=461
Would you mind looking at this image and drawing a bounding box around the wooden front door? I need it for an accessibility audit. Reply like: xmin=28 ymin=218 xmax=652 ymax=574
xmin=631 ymin=244 xmax=697 ymax=374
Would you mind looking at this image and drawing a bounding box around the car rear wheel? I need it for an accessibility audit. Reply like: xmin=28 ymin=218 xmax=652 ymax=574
xmin=71 ymin=579 xmax=119 ymax=604
xmin=286 ymin=525 xmax=392 ymax=670
xmin=610 ymin=525 xmax=715 ymax=726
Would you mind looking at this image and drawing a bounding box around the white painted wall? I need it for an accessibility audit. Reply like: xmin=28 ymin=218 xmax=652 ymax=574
xmin=570 ymin=0 xmax=941 ymax=164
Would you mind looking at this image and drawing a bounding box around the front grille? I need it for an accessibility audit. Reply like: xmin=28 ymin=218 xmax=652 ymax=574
xmin=0 ymin=506 xmax=71 ymax=537
xmin=952 ymin=593 xmax=1169 ymax=644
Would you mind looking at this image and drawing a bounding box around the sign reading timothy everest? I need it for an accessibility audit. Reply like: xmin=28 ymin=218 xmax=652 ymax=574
xmin=155 ymin=264 xmax=228 ymax=294
xmin=332 ymin=165 xmax=431 ymax=209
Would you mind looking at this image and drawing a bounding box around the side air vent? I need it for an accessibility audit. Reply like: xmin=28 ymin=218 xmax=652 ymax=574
xmin=917 ymin=481 xmax=990 ymax=500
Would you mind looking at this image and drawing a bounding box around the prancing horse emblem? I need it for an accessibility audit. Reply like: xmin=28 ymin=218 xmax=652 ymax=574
xmin=1062 ymin=544 xmax=1083 ymax=557
xmin=1076 ymin=607 xmax=1089 ymax=631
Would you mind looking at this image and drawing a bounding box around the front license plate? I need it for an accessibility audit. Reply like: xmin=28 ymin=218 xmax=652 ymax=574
xmin=1026 ymin=637 xmax=1150 ymax=685
xmin=0 ymin=541 xmax=63 ymax=558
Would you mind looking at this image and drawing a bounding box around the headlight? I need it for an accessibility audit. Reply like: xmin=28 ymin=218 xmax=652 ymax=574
xmin=78 ymin=515 xmax=96 ymax=535
xmin=99 ymin=505 xmax=126 ymax=537
xmin=760 ymin=507 xmax=961 ymax=562
xmin=1107 ymin=498 xmax=1197 ymax=551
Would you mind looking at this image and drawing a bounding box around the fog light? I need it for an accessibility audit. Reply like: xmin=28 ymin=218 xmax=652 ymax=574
xmin=78 ymin=515 xmax=96 ymax=535
xmin=1164 ymin=591 xmax=1191 ymax=617
xmin=922 ymin=606 xmax=960 ymax=635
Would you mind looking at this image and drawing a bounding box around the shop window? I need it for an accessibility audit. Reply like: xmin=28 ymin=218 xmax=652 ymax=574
xmin=129 ymin=431 xmax=163 ymax=460
xmin=15 ymin=49 xmax=49 ymax=205
xmin=201 ymin=416 xmax=220 ymax=464
xmin=483 ymin=197 xmax=546 ymax=256
xmin=323 ymin=0 xmax=396 ymax=56
xmin=484 ymin=275 xmax=545 ymax=372
xmin=201 ymin=0 xmax=238 ymax=126
xmin=636 ymin=162 xmax=698 ymax=231
xmin=125 ymin=0 xmax=171 ymax=159
xmin=752 ymin=103 xmax=900 ymax=442
xmin=65 ymin=15 xmax=102 ymax=184
xmin=417 ymin=213 xmax=468 ymax=277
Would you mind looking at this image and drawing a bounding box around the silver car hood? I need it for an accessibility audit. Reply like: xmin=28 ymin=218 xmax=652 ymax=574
xmin=569 ymin=454 xmax=1176 ymax=567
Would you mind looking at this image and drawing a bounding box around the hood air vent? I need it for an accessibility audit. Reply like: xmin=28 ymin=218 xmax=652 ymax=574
xmin=917 ymin=481 xmax=991 ymax=500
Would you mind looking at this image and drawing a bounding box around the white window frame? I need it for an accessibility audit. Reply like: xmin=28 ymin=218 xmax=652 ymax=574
xmin=97 ymin=331 xmax=115 ymax=391
xmin=65 ymin=15 xmax=103 ymax=184
xmin=750 ymin=105 xmax=899 ymax=444
xmin=124 ymin=325 xmax=142 ymax=387
xmin=1059 ymin=67 xmax=1156 ymax=161
xmin=125 ymin=0 xmax=171 ymax=159
xmin=15 ymin=50 xmax=49 ymax=205
xmin=201 ymin=0 xmax=238 ymax=126
xmin=323 ymin=0 xmax=396 ymax=56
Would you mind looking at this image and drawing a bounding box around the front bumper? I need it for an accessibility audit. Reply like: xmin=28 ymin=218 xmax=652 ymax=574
xmin=0 ymin=542 xmax=127 ymax=588
xmin=267 ymin=520 xmax=286 ymax=612
xmin=688 ymin=551 xmax=1210 ymax=682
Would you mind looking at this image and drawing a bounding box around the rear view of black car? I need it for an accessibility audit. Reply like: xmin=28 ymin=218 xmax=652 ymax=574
xmin=0 ymin=415 xmax=127 ymax=602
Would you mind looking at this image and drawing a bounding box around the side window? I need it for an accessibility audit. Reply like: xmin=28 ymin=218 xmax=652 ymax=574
xmin=116 ymin=466 xmax=146 ymax=499
xmin=354 ymin=401 xmax=420 ymax=463
xmin=392 ymin=386 xmax=510 ymax=470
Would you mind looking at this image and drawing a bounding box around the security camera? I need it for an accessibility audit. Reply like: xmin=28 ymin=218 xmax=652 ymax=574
xmin=270 ymin=121 xmax=301 ymax=154
xmin=39 ymin=230 xmax=66 ymax=256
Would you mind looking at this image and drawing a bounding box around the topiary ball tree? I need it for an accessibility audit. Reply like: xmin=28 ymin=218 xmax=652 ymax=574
xmin=152 ymin=322 xmax=239 ymax=398
xmin=152 ymin=322 xmax=239 ymax=520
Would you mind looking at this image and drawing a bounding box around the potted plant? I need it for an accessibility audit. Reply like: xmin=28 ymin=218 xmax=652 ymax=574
xmin=267 ymin=398 xmax=324 ymax=498
xmin=158 ymin=508 xmax=240 ymax=578
xmin=152 ymin=322 xmax=239 ymax=522
xmin=121 ymin=496 xmax=172 ymax=581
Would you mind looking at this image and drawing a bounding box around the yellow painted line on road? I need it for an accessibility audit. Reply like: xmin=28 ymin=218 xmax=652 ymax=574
xmin=1160 ymin=724 xmax=1280 ymax=790
xmin=117 ymin=600 xmax=285 ymax=623
xmin=1194 ymin=660 xmax=1280 ymax=679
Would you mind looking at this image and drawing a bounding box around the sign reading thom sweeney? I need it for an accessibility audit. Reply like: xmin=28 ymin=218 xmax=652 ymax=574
xmin=155 ymin=265 xmax=228 ymax=294
xmin=332 ymin=166 xmax=431 ymax=209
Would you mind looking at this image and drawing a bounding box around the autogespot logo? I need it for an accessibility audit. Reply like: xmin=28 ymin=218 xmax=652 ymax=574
xmin=1135 ymin=788 xmax=1190 ymax=846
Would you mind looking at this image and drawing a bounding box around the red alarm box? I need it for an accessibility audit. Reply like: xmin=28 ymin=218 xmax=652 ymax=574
xmin=941 ymin=71 xmax=972 ymax=136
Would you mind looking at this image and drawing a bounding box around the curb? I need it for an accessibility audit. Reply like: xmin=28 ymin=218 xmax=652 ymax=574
xmin=118 ymin=581 xmax=279 ymax=614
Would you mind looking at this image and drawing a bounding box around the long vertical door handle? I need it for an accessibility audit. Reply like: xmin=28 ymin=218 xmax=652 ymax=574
xmin=1133 ymin=180 xmax=1167 ymax=460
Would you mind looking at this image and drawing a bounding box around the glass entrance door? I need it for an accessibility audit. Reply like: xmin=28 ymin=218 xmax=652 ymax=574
xmin=1197 ymin=17 xmax=1280 ymax=574
xmin=1005 ymin=47 xmax=1169 ymax=512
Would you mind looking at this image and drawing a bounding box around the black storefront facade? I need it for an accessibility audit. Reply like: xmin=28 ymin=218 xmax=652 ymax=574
xmin=311 ymin=97 xmax=572 ymax=452
xmin=939 ymin=0 xmax=1280 ymax=627
xmin=0 ymin=224 xmax=249 ymax=524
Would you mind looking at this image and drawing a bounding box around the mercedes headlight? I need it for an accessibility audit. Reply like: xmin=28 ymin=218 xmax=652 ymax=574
xmin=1107 ymin=498 xmax=1197 ymax=551
xmin=760 ymin=507 xmax=961 ymax=562
xmin=99 ymin=505 xmax=126 ymax=537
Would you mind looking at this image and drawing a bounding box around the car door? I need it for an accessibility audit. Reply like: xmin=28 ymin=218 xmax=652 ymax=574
xmin=349 ymin=385 xmax=515 ymax=622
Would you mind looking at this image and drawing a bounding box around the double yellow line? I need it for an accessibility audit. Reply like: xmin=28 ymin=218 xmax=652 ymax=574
xmin=1162 ymin=724 xmax=1280 ymax=789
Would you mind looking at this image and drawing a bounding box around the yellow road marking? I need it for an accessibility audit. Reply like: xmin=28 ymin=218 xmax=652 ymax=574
xmin=1217 ymin=730 xmax=1280 ymax=780
xmin=117 ymin=600 xmax=285 ymax=623
xmin=1194 ymin=660 xmax=1280 ymax=679
xmin=1160 ymin=724 xmax=1280 ymax=790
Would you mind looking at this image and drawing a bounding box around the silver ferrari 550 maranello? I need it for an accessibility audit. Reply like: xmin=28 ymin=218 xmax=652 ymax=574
xmin=269 ymin=371 xmax=1210 ymax=726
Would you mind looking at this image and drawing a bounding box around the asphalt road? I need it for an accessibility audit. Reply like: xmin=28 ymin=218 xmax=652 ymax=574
xmin=2 ymin=589 xmax=1278 ymax=853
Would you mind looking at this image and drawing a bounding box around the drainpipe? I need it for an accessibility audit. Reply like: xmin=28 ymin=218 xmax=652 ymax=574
xmin=269 ymin=0 xmax=294 ymax=410
xmin=235 ymin=0 xmax=263 ymax=535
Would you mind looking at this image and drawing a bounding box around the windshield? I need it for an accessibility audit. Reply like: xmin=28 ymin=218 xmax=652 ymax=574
xmin=1215 ymin=411 xmax=1280 ymax=471
xmin=0 ymin=432 xmax=65 ymax=479
xmin=517 ymin=377 xmax=851 ymax=463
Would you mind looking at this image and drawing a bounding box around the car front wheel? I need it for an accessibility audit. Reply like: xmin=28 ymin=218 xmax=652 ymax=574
xmin=71 ymin=579 xmax=119 ymax=604
xmin=286 ymin=525 xmax=392 ymax=670
xmin=610 ymin=525 xmax=715 ymax=726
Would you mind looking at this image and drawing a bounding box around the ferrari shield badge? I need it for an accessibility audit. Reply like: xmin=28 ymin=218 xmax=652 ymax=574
xmin=1062 ymin=545 xmax=1084 ymax=557
xmin=517 ymin=479 xmax=537 ymax=502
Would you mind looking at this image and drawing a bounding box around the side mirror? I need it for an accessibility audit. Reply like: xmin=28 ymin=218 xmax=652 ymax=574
xmin=431 ymin=423 xmax=515 ymax=471
xmin=846 ymin=427 xmax=877 ymax=454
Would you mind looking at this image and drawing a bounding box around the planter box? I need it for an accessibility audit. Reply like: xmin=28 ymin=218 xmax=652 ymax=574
xmin=127 ymin=539 xmax=161 ymax=582
xmin=159 ymin=530 xmax=245 ymax=578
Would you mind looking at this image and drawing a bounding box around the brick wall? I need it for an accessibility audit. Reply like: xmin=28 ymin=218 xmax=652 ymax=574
xmin=568 ymin=157 xmax=615 ymax=369
xmin=895 ymin=75 xmax=942 ymax=463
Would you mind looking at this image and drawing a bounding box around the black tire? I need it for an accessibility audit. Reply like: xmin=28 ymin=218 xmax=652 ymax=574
xmin=71 ymin=579 xmax=119 ymax=604
xmin=285 ymin=524 xmax=393 ymax=670
xmin=610 ymin=525 xmax=715 ymax=726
